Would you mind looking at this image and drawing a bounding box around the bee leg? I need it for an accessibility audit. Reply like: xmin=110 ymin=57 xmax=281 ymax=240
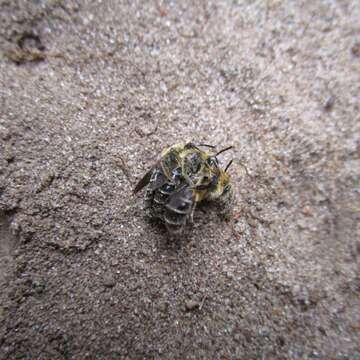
xmin=181 ymin=161 xmax=195 ymax=187
xmin=182 ymin=173 xmax=194 ymax=187
xmin=189 ymin=200 xmax=197 ymax=224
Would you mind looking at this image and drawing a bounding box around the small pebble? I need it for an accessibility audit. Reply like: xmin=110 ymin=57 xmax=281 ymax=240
xmin=110 ymin=259 xmax=119 ymax=267
xmin=350 ymin=321 xmax=360 ymax=331
xmin=235 ymin=219 xmax=247 ymax=234
xmin=272 ymin=307 xmax=282 ymax=316
xmin=323 ymin=96 xmax=334 ymax=112
xmin=259 ymin=327 xmax=270 ymax=337
xmin=0 ymin=125 xmax=10 ymax=140
xmin=247 ymin=218 xmax=257 ymax=228
xmin=158 ymin=302 xmax=169 ymax=313
xmin=301 ymin=205 xmax=313 ymax=216
xmin=103 ymin=275 xmax=116 ymax=288
xmin=351 ymin=43 xmax=360 ymax=57
xmin=185 ymin=299 xmax=199 ymax=311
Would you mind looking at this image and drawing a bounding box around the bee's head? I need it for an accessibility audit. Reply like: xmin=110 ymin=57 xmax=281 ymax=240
xmin=206 ymin=155 xmax=219 ymax=168
xmin=193 ymin=144 xmax=233 ymax=189
xmin=205 ymin=145 xmax=233 ymax=169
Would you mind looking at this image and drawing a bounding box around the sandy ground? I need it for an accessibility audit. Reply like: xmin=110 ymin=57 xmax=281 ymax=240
xmin=0 ymin=0 xmax=360 ymax=359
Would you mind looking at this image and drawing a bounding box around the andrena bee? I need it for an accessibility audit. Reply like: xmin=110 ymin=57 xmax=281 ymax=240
xmin=133 ymin=142 xmax=234 ymax=236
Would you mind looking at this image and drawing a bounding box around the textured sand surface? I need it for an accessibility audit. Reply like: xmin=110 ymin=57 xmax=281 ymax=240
xmin=1 ymin=1 xmax=359 ymax=359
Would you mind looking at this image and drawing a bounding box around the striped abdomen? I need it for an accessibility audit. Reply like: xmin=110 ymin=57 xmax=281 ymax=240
xmin=143 ymin=168 xmax=176 ymax=218
xmin=144 ymin=167 xmax=195 ymax=235
xmin=163 ymin=185 xmax=194 ymax=235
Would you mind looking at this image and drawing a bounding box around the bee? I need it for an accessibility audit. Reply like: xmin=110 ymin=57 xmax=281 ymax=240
xmin=133 ymin=142 xmax=234 ymax=235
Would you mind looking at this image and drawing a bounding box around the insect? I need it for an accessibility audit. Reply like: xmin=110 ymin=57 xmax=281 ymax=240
xmin=133 ymin=142 xmax=234 ymax=235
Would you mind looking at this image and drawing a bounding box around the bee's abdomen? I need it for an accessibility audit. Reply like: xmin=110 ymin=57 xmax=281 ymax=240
xmin=144 ymin=168 xmax=194 ymax=234
xmin=164 ymin=186 xmax=193 ymax=235
xmin=145 ymin=169 xmax=176 ymax=217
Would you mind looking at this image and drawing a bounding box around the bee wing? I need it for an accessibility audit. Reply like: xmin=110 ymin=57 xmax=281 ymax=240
xmin=148 ymin=168 xmax=169 ymax=191
xmin=133 ymin=162 xmax=171 ymax=194
xmin=133 ymin=167 xmax=155 ymax=194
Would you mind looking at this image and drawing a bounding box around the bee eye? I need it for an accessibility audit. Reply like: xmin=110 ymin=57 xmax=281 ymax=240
xmin=207 ymin=157 xmax=218 ymax=167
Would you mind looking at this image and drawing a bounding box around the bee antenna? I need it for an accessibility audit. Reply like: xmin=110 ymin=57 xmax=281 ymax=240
xmin=216 ymin=146 xmax=233 ymax=157
xmin=198 ymin=143 xmax=216 ymax=149
xmin=225 ymin=159 xmax=233 ymax=172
